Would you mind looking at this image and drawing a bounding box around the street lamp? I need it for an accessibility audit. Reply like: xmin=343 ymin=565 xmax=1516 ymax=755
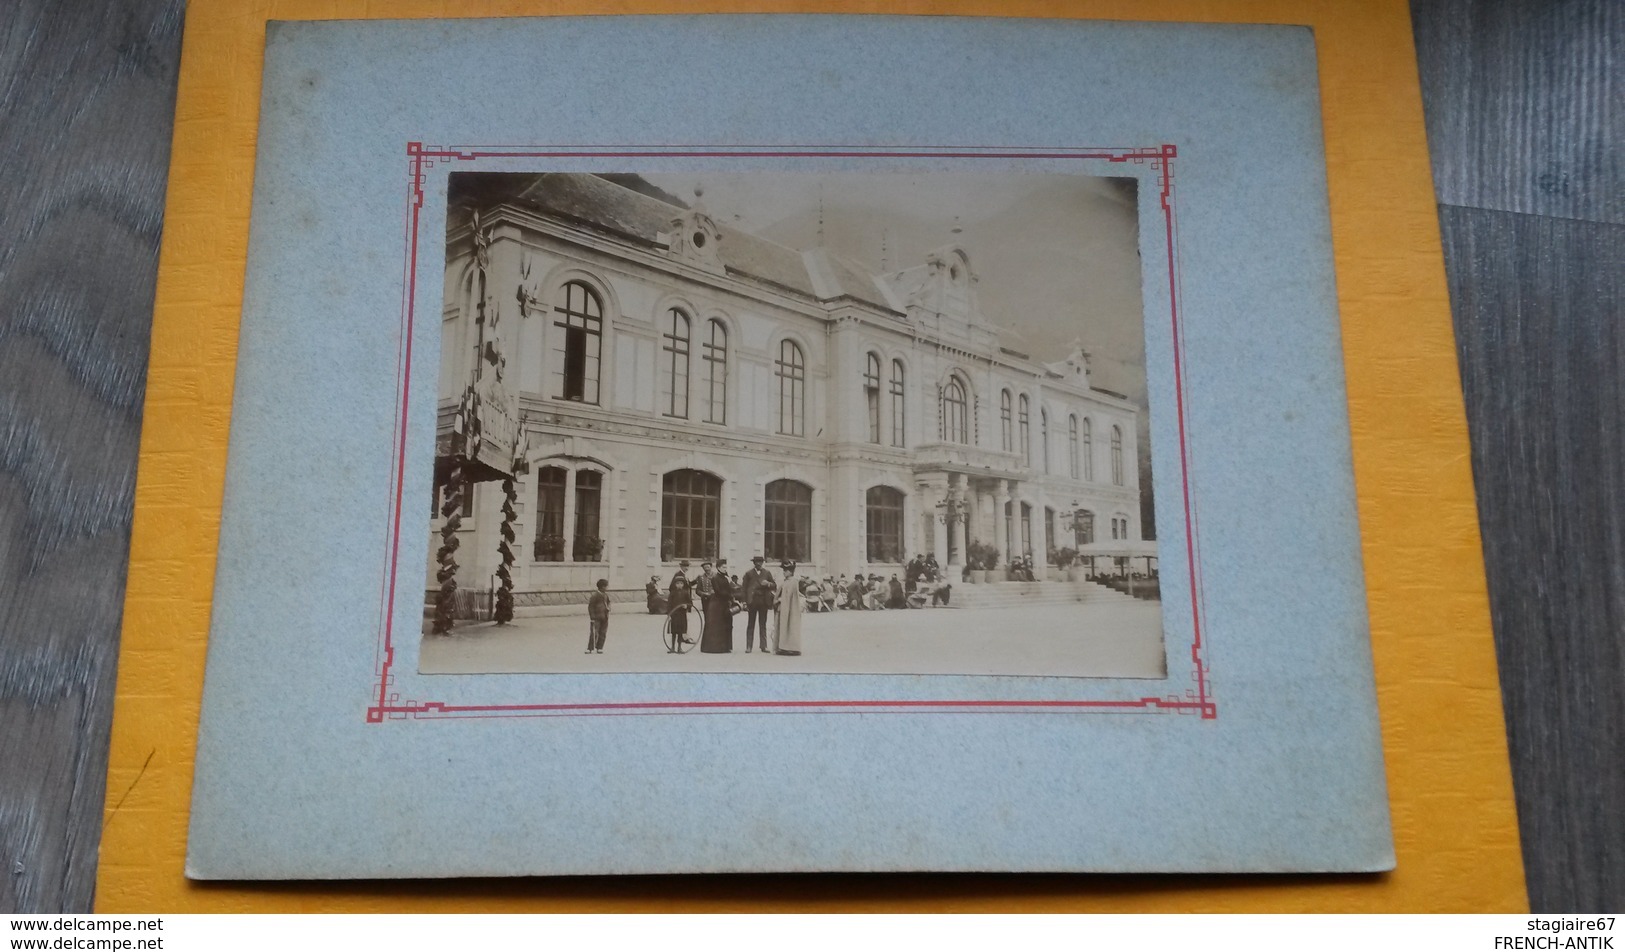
xmin=1059 ymin=501 xmax=1089 ymax=535
xmin=1058 ymin=502 xmax=1094 ymax=579
xmin=935 ymin=492 xmax=969 ymax=525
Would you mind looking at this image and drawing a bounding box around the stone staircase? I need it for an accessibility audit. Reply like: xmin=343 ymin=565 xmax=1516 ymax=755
xmin=947 ymin=579 xmax=1142 ymax=610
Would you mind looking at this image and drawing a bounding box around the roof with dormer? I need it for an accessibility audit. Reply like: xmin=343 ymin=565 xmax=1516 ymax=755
xmin=451 ymin=172 xmax=1123 ymax=403
xmin=452 ymin=171 xmax=901 ymax=313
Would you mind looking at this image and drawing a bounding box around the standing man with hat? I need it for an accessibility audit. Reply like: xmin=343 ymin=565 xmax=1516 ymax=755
xmin=741 ymin=555 xmax=776 ymax=654
xmin=695 ymin=560 xmax=716 ymax=606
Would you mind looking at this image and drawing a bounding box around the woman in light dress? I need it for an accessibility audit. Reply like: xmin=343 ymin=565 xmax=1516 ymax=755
xmin=773 ymin=560 xmax=803 ymax=656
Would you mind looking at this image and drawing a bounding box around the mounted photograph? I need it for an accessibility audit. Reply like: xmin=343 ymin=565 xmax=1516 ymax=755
xmin=420 ymin=169 xmax=1164 ymax=678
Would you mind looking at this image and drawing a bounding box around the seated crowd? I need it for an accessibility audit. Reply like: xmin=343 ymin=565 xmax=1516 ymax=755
xmin=644 ymin=553 xmax=954 ymax=615
xmin=803 ymin=553 xmax=954 ymax=613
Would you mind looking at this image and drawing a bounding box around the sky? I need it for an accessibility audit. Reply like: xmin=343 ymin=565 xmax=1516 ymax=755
xmin=641 ymin=171 xmax=1146 ymax=397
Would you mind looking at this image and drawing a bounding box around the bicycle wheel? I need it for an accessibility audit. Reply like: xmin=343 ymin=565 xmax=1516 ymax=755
xmin=662 ymin=607 xmax=703 ymax=654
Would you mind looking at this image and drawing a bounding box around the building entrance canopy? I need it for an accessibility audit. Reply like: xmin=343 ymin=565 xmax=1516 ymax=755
xmin=910 ymin=441 xmax=1025 ymax=479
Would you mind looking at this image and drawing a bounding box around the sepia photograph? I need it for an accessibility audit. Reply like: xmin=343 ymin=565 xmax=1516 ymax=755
xmin=420 ymin=169 xmax=1164 ymax=678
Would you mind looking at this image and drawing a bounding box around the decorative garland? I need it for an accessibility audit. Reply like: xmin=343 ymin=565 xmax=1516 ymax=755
xmin=431 ymin=460 xmax=462 ymax=635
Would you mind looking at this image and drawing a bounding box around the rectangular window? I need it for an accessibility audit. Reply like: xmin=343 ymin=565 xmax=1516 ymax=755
xmin=702 ymin=320 xmax=727 ymax=424
xmin=433 ymin=480 xmax=474 ymax=519
xmin=1074 ymin=510 xmax=1095 ymax=547
xmin=865 ymin=487 xmax=905 ymax=563
xmin=534 ymin=468 xmax=566 ymax=561
xmin=777 ymin=341 xmax=805 ymax=437
xmin=864 ymin=354 xmax=881 ymax=443
xmin=663 ymin=310 xmax=690 ymax=418
xmin=1018 ymin=397 xmax=1030 ymax=462
xmin=435 ymin=480 xmax=474 ymax=519
xmin=561 ymin=326 xmax=586 ymax=399
xmin=1069 ymin=417 xmax=1080 ymax=479
xmin=764 ymin=480 xmax=812 ymax=562
xmin=889 ymin=362 xmax=905 ymax=447
xmin=1082 ymin=420 xmax=1094 ymax=481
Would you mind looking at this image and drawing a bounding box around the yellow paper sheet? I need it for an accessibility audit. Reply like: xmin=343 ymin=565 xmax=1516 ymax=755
xmin=98 ymin=0 xmax=1525 ymax=912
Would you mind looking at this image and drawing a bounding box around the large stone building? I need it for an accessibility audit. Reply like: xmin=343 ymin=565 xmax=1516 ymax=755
xmin=432 ymin=172 xmax=1147 ymax=601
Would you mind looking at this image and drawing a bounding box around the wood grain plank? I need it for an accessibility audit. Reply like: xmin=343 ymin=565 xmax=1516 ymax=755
xmin=0 ymin=0 xmax=183 ymax=914
xmin=1411 ymin=0 xmax=1622 ymax=224
xmin=1441 ymin=205 xmax=1625 ymax=912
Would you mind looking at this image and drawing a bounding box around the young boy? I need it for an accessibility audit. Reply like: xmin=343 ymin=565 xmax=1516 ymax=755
xmin=586 ymin=578 xmax=610 ymax=654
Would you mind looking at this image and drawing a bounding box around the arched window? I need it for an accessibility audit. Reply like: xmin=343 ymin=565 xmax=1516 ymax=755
xmin=1081 ymin=417 xmax=1093 ymax=481
xmin=864 ymin=351 xmax=882 ymax=443
xmin=764 ymin=479 xmax=812 ymax=562
xmin=661 ymin=469 xmax=722 ymax=562
xmin=661 ymin=307 xmax=691 ymax=418
xmin=701 ymin=318 xmax=727 ymax=424
xmin=865 ymin=486 xmax=905 ymax=563
xmin=571 ymin=469 xmax=603 ymax=562
xmin=1111 ymin=425 xmax=1124 ymax=486
xmin=551 ymin=281 xmax=603 ymax=404
xmin=999 ymin=390 xmax=1013 ymax=451
xmin=776 ymin=339 xmax=805 ymax=436
xmin=533 ymin=466 xmax=568 ymax=561
xmin=1040 ymin=408 xmax=1050 ymax=474
xmin=943 ymin=377 xmax=969 ymax=444
xmin=889 ymin=360 xmax=906 ymax=447
xmin=1018 ymin=394 xmax=1031 ymax=463
xmin=1068 ymin=415 xmax=1080 ymax=479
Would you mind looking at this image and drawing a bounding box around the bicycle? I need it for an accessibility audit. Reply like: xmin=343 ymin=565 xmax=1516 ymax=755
xmin=662 ymin=604 xmax=704 ymax=654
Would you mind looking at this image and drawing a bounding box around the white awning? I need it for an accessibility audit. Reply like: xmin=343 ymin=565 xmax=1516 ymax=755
xmin=1075 ymin=540 xmax=1159 ymax=558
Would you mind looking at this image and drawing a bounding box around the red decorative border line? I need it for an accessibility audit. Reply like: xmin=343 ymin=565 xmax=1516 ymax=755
xmin=367 ymin=144 xmax=1212 ymax=723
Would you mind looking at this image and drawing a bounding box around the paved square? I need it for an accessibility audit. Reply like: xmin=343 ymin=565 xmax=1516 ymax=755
xmin=419 ymin=601 xmax=1167 ymax=679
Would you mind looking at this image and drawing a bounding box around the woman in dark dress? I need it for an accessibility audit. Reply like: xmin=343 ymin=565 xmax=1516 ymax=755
xmin=700 ymin=562 xmax=734 ymax=653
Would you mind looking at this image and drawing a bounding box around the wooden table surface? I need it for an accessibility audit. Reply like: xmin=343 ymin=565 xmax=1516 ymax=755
xmin=1 ymin=0 xmax=1618 ymax=912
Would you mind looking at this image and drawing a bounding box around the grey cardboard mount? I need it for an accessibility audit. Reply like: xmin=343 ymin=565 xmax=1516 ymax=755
xmin=187 ymin=14 xmax=1392 ymax=878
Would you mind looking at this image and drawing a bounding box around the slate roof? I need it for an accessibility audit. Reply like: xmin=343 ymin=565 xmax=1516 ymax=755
xmin=450 ymin=173 xmax=1121 ymax=401
xmin=821 ymin=248 xmax=900 ymax=312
